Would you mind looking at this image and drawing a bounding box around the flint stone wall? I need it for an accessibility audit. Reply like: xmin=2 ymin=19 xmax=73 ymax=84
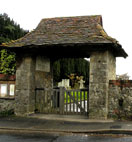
xmin=0 ymin=74 xmax=15 ymax=113
xmin=109 ymin=80 xmax=132 ymax=119
xmin=0 ymin=98 xmax=14 ymax=112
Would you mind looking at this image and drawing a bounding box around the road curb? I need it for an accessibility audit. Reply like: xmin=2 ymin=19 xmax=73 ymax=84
xmin=28 ymin=115 xmax=114 ymax=123
xmin=0 ymin=127 xmax=132 ymax=135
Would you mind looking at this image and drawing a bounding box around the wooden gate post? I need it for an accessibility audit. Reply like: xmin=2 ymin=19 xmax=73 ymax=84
xmin=59 ymin=87 xmax=65 ymax=114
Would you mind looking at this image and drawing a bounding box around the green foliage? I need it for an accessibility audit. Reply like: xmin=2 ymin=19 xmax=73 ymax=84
xmin=0 ymin=36 xmax=10 ymax=44
xmin=53 ymin=58 xmax=89 ymax=85
xmin=0 ymin=49 xmax=16 ymax=74
xmin=64 ymin=91 xmax=88 ymax=103
xmin=0 ymin=13 xmax=28 ymax=44
xmin=0 ymin=13 xmax=28 ymax=74
xmin=53 ymin=60 xmax=61 ymax=82
xmin=0 ymin=109 xmax=14 ymax=117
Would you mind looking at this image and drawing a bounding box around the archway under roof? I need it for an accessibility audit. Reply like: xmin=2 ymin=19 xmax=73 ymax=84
xmin=1 ymin=15 xmax=127 ymax=119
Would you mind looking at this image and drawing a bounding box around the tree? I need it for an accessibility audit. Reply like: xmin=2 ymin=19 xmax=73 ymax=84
xmin=53 ymin=58 xmax=89 ymax=85
xmin=0 ymin=13 xmax=28 ymax=74
xmin=53 ymin=60 xmax=60 ymax=82
xmin=0 ymin=13 xmax=28 ymax=44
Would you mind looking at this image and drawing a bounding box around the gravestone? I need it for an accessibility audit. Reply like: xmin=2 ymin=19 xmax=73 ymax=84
xmin=78 ymin=76 xmax=85 ymax=89
xmin=58 ymin=79 xmax=70 ymax=89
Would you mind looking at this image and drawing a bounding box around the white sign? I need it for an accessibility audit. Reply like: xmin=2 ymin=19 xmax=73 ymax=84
xmin=36 ymin=56 xmax=50 ymax=72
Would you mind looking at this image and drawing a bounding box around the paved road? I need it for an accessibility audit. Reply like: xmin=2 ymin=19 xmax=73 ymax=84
xmin=0 ymin=133 xmax=132 ymax=142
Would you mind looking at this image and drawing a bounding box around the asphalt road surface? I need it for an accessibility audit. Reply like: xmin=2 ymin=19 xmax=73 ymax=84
xmin=0 ymin=133 xmax=132 ymax=142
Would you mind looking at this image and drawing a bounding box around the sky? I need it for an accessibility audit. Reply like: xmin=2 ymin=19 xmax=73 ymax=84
xmin=0 ymin=0 xmax=132 ymax=78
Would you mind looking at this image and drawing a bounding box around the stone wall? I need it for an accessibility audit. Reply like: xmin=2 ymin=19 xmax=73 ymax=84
xmin=109 ymin=80 xmax=132 ymax=119
xmin=35 ymin=56 xmax=53 ymax=113
xmin=15 ymin=54 xmax=53 ymax=115
xmin=0 ymin=74 xmax=16 ymax=113
xmin=89 ymin=51 xmax=116 ymax=119
xmin=0 ymin=98 xmax=15 ymax=112
xmin=15 ymin=55 xmax=36 ymax=116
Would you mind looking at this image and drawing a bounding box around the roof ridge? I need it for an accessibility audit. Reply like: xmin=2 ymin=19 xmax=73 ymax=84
xmin=40 ymin=15 xmax=102 ymax=21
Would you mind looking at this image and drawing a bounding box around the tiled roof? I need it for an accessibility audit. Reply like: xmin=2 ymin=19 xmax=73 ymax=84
xmin=1 ymin=15 xmax=128 ymax=57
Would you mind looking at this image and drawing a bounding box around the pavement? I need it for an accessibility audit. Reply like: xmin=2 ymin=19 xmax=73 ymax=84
xmin=0 ymin=114 xmax=132 ymax=135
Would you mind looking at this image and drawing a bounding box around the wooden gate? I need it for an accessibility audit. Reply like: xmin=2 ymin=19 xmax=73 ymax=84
xmin=64 ymin=89 xmax=89 ymax=116
xmin=35 ymin=87 xmax=89 ymax=117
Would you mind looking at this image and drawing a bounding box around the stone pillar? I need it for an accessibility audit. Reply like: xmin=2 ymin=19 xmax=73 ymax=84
xmin=89 ymin=51 xmax=116 ymax=119
xmin=15 ymin=55 xmax=53 ymax=115
xmin=15 ymin=55 xmax=36 ymax=116
xmin=35 ymin=56 xmax=53 ymax=113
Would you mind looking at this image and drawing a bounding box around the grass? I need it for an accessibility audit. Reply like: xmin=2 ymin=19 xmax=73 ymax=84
xmin=64 ymin=91 xmax=88 ymax=103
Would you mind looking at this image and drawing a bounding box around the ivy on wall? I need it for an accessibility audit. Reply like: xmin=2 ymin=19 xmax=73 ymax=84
xmin=0 ymin=49 xmax=16 ymax=74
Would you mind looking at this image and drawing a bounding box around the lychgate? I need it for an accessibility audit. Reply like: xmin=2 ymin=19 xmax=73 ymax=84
xmin=1 ymin=15 xmax=127 ymax=119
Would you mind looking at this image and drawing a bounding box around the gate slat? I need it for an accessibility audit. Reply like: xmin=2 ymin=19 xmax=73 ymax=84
xmin=76 ymin=91 xmax=78 ymax=114
xmin=87 ymin=90 xmax=89 ymax=117
xmin=54 ymin=89 xmax=56 ymax=114
xmin=59 ymin=87 xmax=65 ymax=115
xmin=55 ymin=90 xmax=58 ymax=114
xmin=83 ymin=91 xmax=85 ymax=115
xmin=80 ymin=91 xmax=82 ymax=115
xmin=56 ymin=90 xmax=58 ymax=114
xmin=66 ymin=91 xmax=68 ymax=114
xmin=73 ymin=91 xmax=75 ymax=114
xmin=54 ymin=90 xmax=56 ymax=114
xmin=69 ymin=91 xmax=71 ymax=113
